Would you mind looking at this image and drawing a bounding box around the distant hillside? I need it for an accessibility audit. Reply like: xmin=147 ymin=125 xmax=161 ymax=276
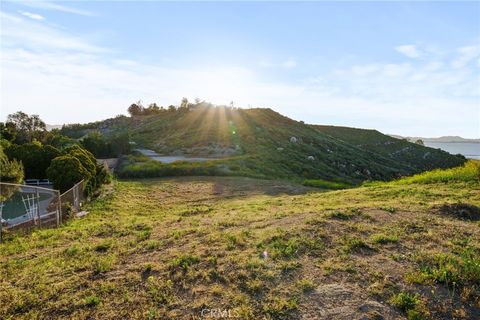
xmin=60 ymin=106 xmax=466 ymax=184
xmin=313 ymin=125 xmax=465 ymax=172
xmin=389 ymin=134 xmax=480 ymax=143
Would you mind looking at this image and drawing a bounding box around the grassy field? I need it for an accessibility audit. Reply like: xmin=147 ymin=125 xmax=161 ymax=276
xmin=1 ymin=162 xmax=479 ymax=319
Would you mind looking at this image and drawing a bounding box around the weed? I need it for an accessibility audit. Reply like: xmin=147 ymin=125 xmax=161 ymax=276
xmin=84 ymin=295 xmax=100 ymax=307
xmin=380 ymin=206 xmax=396 ymax=213
xmin=342 ymin=236 xmax=371 ymax=254
xmin=94 ymin=240 xmax=112 ymax=252
xmin=170 ymin=255 xmax=200 ymax=271
xmin=390 ymin=292 xmax=428 ymax=320
xmin=326 ymin=211 xmax=353 ymax=220
xmin=64 ymin=244 xmax=81 ymax=257
xmin=297 ymin=279 xmax=315 ymax=293
xmin=371 ymin=233 xmax=399 ymax=244
xmin=263 ymin=297 xmax=298 ymax=318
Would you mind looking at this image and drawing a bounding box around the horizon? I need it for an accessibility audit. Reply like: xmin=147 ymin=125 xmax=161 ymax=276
xmin=1 ymin=1 xmax=479 ymax=138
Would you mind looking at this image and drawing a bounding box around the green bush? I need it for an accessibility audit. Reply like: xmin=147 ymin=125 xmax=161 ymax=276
xmin=64 ymin=145 xmax=97 ymax=176
xmin=47 ymin=155 xmax=91 ymax=192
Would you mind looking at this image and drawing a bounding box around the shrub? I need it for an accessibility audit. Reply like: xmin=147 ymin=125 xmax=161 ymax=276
xmin=64 ymin=145 xmax=97 ymax=176
xmin=46 ymin=155 xmax=91 ymax=192
xmin=303 ymin=179 xmax=351 ymax=189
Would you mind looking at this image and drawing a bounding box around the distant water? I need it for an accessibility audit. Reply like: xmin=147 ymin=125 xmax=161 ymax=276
xmin=424 ymin=142 xmax=480 ymax=160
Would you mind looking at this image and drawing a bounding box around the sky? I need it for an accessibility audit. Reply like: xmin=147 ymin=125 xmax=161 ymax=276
xmin=1 ymin=1 xmax=479 ymax=138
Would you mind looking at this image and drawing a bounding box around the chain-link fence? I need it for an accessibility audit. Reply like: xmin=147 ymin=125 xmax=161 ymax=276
xmin=0 ymin=180 xmax=85 ymax=241
xmin=0 ymin=183 xmax=61 ymax=241
xmin=59 ymin=180 xmax=86 ymax=221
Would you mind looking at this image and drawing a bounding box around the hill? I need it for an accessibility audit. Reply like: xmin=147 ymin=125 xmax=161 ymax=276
xmin=389 ymin=135 xmax=480 ymax=143
xmin=61 ymin=106 xmax=466 ymax=184
xmin=312 ymin=125 xmax=463 ymax=172
xmin=1 ymin=161 xmax=479 ymax=319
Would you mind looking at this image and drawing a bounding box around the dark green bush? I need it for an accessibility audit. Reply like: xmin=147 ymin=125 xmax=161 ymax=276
xmin=47 ymin=155 xmax=91 ymax=193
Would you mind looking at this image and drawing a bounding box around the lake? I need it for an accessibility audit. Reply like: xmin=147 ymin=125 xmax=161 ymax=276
xmin=424 ymin=142 xmax=480 ymax=160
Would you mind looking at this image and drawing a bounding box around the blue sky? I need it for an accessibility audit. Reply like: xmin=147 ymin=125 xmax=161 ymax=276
xmin=1 ymin=1 xmax=479 ymax=137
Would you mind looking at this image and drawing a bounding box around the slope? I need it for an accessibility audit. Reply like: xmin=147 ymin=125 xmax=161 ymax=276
xmin=313 ymin=125 xmax=466 ymax=172
xmin=1 ymin=162 xmax=479 ymax=319
xmin=60 ymin=105 xmax=466 ymax=183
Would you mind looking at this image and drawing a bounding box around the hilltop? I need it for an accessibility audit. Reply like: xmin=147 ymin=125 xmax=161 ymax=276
xmin=61 ymin=105 xmax=465 ymax=184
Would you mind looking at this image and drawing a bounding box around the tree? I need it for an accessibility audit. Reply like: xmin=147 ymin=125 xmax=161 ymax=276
xmin=180 ymin=97 xmax=189 ymax=109
xmin=145 ymin=103 xmax=160 ymax=115
xmin=109 ymin=132 xmax=131 ymax=156
xmin=81 ymin=131 xmax=111 ymax=158
xmin=128 ymin=102 xmax=143 ymax=116
xmin=415 ymin=139 xmax=424 ymax=146
xmin=47 ymin=155 xmax=90 ymax=192
xmin=0 ymin=145 xmax=24 ymax=185
xmin=0 ymin=122 xmax=17 ymax=142
xmin=6 ymin=111 xmax=46 ymax=143
xmin=63 ymin=145 xmax=97 ymax=177
xmin=43 ymin=129 xmax=77 ymax=149
xmin=5 ymin=142 xmax=60 ymax=179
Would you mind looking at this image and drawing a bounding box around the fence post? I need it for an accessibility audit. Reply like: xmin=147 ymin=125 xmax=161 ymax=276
xmin=57 ymin=190 xmax=61 ymax=227
xmin=36 ymin=188 xmax=41 ymax=227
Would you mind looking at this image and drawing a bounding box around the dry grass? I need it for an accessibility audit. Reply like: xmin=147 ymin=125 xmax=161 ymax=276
xmin=0 ymin=174 xmax=479 ymax=319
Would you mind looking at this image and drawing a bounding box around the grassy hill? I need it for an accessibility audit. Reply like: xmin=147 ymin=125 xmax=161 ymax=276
xmin=1 ymin=161 xmax=479 ymax=319
xmin=64 ymin=105 xmax=465 ymax=184
xmin=313 ymin=125 xmax=465 ymax=172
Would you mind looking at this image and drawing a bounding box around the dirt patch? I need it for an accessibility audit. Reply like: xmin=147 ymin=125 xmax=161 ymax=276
xmin=300 ymin=283 xmax=402 ymax=319
xmin=437 ymin=203 xmax=480 ymax=221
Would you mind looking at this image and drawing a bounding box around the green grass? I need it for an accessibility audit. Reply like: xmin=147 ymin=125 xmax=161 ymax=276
xmin=414 ymin=246 xmax=480 ymax=286
xmin=390 ymin=292 xmax=428 ymax=320
xmin=370 ymin=233 xmax=399 ymax=244
xmin=0 ymin=164 xmax=479 ymax=319
xmin=303 ymin=179 xmax=351 ymax=189
xmin=366 ymin=160 xmax=480 ymax=186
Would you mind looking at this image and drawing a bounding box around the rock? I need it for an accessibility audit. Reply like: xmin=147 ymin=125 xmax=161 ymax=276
xmin=290 ymin=136 xmax=297 ymax=143
xmin=76 ymin=211 xmax=89 ymax=218
xmin=277 ymin=147 xmax=284 ymax=151
xmin=307 ymin=156 xmax=315 ymax=161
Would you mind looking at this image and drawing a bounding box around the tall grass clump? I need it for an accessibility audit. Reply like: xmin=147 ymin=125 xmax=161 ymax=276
xmin=303 ymin=179 xmax=351 ymax=190
xmin=365 ymin=161 xmax=479 ymax=187
xmin=397 ymin=160 xmax=479 ymax=184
